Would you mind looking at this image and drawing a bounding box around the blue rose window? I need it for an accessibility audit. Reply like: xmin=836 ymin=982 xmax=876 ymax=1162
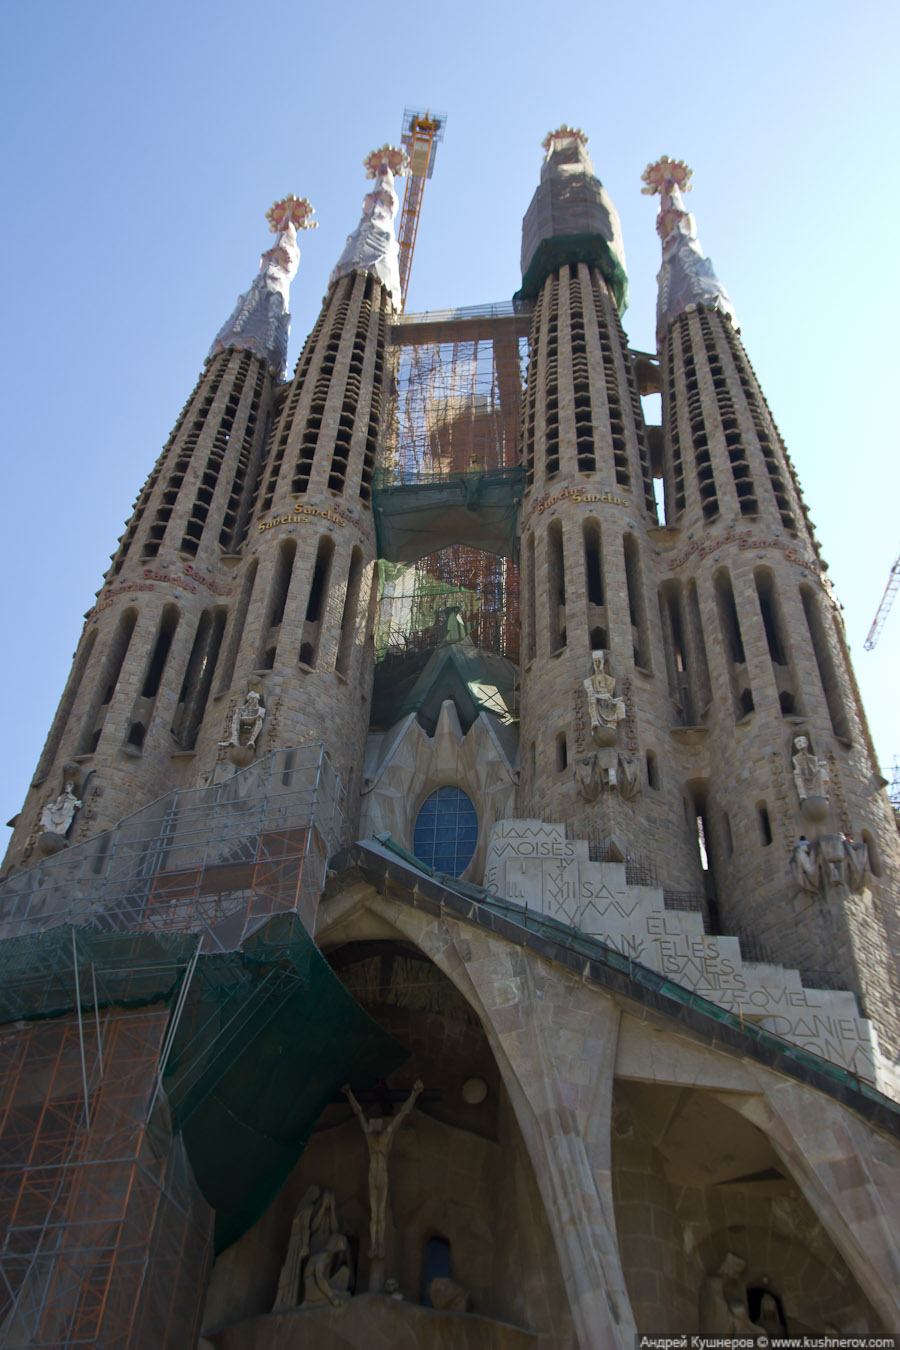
xmin=413 ymin=786 xmax=478 ymax=877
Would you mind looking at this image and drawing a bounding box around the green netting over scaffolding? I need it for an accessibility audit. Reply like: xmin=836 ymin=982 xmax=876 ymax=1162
xmin=0 ymin=747 xmax=406 ymax=1276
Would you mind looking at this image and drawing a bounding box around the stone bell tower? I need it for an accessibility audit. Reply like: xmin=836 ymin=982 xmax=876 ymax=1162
xmin=645 ymin=156 xmax=900 ymax=1055
xmin=186 ymin=144 xmax=408 ymax=833
xmin=515 ymin=128 xmax=709 ymax=894
xmin=3 ymin=145 xmax=409 ymax=872
xmin=2 ymin=194 xmax=316 ymax=870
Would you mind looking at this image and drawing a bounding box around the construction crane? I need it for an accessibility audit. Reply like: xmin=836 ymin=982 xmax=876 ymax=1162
xmin=864 ymin=550 xmax=900 ymax=649
xmin=397 ymin=107 xmax=447 ymax=312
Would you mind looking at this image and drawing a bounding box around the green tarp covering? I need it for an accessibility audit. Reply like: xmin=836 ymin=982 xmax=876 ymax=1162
xmin=372 ymin=466 xmax=525 ymax=564
xmin=0 ymin=914 xmax=407 ymax=1256
xmin=164 ymin=914 xmax=407 ymax=1253
xmin=516 ymin=232 xmax=629 ymax=313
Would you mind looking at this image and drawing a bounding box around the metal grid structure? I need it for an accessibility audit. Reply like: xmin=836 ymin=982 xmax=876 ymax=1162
xmin=0 ymin=746 xmax=344 ymax=1346
xmin=373 ymin=312 xmax=529 ymax=668
xmin=0 ymin=746 xmax=343 ymax=947
xmin=376 ymin=550 xmax=520 ymax=663
xmin=0 ymin=1007 xmax=212 ymax=1348
xmin=384 ymin=327 xmax=527 ymax=478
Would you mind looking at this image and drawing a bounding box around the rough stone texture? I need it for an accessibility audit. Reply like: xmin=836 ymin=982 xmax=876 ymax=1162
xmin=482 ymin=817 xmax=895 ymax=1090
xmin=360 ymin=702 xmax=518 ymax=881
xmin=205 ymin=1293 xmax=539 ymax=1350
xmin=517 ymin=261 xmax=900 ymax=1060
xmin=3 ymin=272 xmax=389 ymax=865
xmin=3 ymin=154 xmax=900 ymax=1350
xmin=313 ymin=881 xmax=900 ymax=1337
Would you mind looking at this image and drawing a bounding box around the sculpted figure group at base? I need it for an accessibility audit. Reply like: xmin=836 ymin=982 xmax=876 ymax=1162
xmin=272 ymin=1185 xmax=351 ymax=1311
xmin=699 ymin=1254 xmax=786 ymax=1337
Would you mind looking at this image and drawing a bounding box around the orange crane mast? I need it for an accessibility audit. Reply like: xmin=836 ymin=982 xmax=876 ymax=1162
xmin=397 ymin=108 xmax=446 ymax=312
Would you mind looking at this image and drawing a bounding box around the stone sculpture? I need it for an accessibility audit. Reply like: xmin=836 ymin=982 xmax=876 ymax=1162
xmin=343 ymin=1080 xmax=423 ymax=1263
xmin=790 ymin=833 xmax=870 ymax=896
xmin=272 ymin=1185 xmax=350 ymax=1312
xmin=575 ymin=753 xmax=603 ymax=802
xmin=792 ymin=734 xmax=829 ymax=822
xmin=220 ymin=688 xmax=266 ymax=754
xmin=616 ymin=753 xmax=642 ymax=801
xmin=428 ymin=1275 xmax=469 ymax=1311
xmin=583 ymin=651 xmax=626 ymax=748
xmin=843 ymin=835 xmax=870 ymax=893
xmin=698 ymin=1253 xmax=759 ymax=1335
xmin=39 ymin=781 xmax=81 ymax=837
xmin=791 ymin=837 xmax=820 ymax=895
xmin=301 ymin=1232 xmax=352 ymax=1308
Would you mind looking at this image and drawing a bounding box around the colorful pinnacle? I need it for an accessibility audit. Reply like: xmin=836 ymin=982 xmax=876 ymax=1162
xmin=641 ymin=156 xmax=692 ymax=196
xmin=542 ymin=125 xmax=588 ymax=151
xmin=265 ymin=195 xmax=318 ymax=234
xmin=364 ymin=145 xmax=409 ymax=179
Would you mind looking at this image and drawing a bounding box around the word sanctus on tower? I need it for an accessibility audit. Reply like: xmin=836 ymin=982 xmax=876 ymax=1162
xmin=1 ymin=130 xmax=899 ymax=1347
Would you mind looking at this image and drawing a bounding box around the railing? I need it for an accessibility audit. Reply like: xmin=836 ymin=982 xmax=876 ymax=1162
xmin=395 ymin=299 xmax=532 ymax=325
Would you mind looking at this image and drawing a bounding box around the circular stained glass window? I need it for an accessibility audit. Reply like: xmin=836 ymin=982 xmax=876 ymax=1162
xmin=413 ymin=786 xmax=478 ymax=878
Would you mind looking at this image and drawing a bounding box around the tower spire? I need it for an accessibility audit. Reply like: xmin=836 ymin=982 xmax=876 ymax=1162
xmin=329 ymin=145 xmax=408 ymax=310
xmin=209 ymin=194 xmax=317 ymax=378
xmin=518 ymin=125 xmax=628 ymax=311
xmin=642 ymin=157 xmax=737 ymax=343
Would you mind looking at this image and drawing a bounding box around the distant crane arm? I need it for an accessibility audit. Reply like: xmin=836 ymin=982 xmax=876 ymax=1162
xmin=397 ymin=108 xmax=446 ymax=312
xmin=864 ymin=552 xmax=900 ymax=650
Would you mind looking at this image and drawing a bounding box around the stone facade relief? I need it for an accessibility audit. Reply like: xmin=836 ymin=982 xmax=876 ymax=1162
xmin=790 ymin=834 xmax=869 ymax=896
xmin=698 ymin=1253 xmax=767 ymax=1335
xmin=484 ymin=819 xmax=884 ymax=1087
xmin=575 ymin=750 xmax=642 ymax=802
xmin=359 ymin=701 xmax=518 ymax=878
xmin=785 ymin=732 xmax=871 ymax=896
xmin=616 ymin=752 xmax=642 ymax=801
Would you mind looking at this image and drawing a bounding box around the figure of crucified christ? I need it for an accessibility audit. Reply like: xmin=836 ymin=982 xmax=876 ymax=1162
xmin=342 ymin=1081 xmax=423 ymax=1259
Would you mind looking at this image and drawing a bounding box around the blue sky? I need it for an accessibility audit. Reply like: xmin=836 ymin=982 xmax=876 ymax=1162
xmin=1 ymin=0 xmax=898 ymax=833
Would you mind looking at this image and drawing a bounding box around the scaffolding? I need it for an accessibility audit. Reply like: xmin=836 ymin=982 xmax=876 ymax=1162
xmin=371 ymin=308 xmax=529 ymax=712
xmin=0 ymin=746 xmax=343 ymax=946
xmin=0 ymin=1006 xmax=212 ymax=1348
xmin=0 ymin=747 xmax=405 ymax=1344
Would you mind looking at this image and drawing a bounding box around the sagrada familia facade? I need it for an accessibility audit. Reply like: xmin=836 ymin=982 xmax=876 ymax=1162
xmin=0 ymin=129 xmax=898 ymax=1347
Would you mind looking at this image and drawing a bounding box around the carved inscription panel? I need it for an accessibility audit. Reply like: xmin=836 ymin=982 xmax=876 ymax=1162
xmin=483 ymin=819 xmax=881 ymax=1086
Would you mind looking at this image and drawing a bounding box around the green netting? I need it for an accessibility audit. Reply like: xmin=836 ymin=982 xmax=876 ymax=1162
xmin=163 ymin=914 xmax=407 ymax=1253
xmin=0 ymin=924 xmax=197 ymax=1023
xmin=0 ymin=913 xmax=407 ymax=1257
xmin=516 ymin=232 xmax=629 ymax=313
xmin=372 ymin=466 xmax=525 ymax=564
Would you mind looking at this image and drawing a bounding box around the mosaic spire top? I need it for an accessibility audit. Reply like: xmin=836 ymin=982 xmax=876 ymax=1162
xmin=209 ymin=196 xmax=316 ymax=378
xmin=642 ymin=157 xmax=738 ymax=342
xmin=329 ymin=146 xmax=409 ymax=310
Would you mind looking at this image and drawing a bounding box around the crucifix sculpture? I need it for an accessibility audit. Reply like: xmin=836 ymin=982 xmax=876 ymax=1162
xmin=342 ymin=1079 xmax=423 ymax=1273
